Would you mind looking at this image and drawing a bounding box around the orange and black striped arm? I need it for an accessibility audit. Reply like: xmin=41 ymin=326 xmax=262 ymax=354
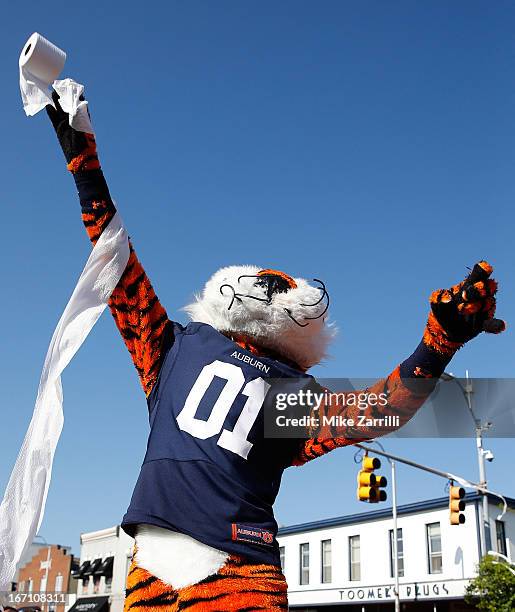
xmin=291 ymin=261 xmax=505 ymax=465
xmin=81 ymin=192 xmax=172 ymax=397
xmin=75 ymin=162 xmax=172 ymax=398
xmin=291 ymin=362 xmax=439 ymax=466
xmin=47 ymin=95 xmax=173 ymax=397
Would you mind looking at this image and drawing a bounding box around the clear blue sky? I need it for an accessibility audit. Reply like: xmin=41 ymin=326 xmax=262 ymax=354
xmin=1 ymin=1 xmax=514 ymax=554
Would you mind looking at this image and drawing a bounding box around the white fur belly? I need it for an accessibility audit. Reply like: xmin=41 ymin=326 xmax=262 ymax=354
xmin=134 ymin=524 xmax=229 ymax=589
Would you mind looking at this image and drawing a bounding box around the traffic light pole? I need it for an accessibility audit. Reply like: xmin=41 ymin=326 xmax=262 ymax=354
xmin=476 ymin=425 xmax=490 ymax=555
xmin=391 ymin=459 xmax=400 ymax=612
xmin=442 ymin=371 xmax=493 ymax=555
xmin=354 ymin=441 xmax=507 ymax=609
xmin=358 ymin=441 xmax=400 ymax=612
xmin=466 ymin=374 xmax=493 ymax=554
xmin=354 ymin=443 xmax=507 ymax=518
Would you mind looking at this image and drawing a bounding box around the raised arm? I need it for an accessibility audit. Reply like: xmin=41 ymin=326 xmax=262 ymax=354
xmin=292 ymin=261 xmax=505 ymax=465
xmin=46 ymin=91 xmax=173 ymax=397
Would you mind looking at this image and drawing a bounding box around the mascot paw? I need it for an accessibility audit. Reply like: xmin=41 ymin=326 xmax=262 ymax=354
xmin=46 ymin=90 xmax=98 ymax=172
xmin=423 ymin=260 xmax=506 ymax=356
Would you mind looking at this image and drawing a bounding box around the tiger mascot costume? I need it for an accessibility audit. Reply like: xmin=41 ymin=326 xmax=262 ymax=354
xmin=45 ymin=90 xmax=504 ymax=611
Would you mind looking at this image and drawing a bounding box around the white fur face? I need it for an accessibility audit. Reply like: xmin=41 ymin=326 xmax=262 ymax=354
xmin=183 ymin=265 xmax=336 ymax=370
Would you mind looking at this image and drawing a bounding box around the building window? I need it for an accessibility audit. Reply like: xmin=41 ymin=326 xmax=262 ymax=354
xmin=279 ymin=546 xmax=285 ymax=572
xmin=55 ymin=574 xmax=63 ymax=593
xmin=82 ymin=577 xmax=90 ymax=594
xmin=321 ymin=539 xmax=332 ymax=583
xmin=18 ymin=581 xmax=25 ymax=592
xmin=105 ymin=575 xmax=113 ymax=594
xmin=299 ymin=543 xmax=309 ymax=585
xmin=27 ymin=578 xmax=33 ymax=593
xmin=389 ymin=528 xmax=404 ymax=578
xmin=93 ymin=575 xmax=102 ymax=594
xmin=40 ymin=575 xmax=47 ymax=592
xmin=349 ymin=535 xmax=361 ymax=581
xmin=496 ymin=521 xmax=507 ymax=557
xmin=426 ymin=522 xmax=442 ymax=574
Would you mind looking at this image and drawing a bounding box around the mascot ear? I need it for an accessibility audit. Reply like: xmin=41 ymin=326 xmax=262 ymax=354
xmin=183 ymin=265 xmax=263 ymax=330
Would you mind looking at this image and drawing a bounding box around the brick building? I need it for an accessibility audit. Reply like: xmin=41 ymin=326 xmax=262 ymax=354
xmin=17 ymin=545 xmax=78 ymax=612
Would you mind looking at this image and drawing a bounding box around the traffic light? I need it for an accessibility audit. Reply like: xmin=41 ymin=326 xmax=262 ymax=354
xmin=357 ymin=455 xmax=387 ymax=503
xmin=449 ymin=484 xmax=466 ymax=525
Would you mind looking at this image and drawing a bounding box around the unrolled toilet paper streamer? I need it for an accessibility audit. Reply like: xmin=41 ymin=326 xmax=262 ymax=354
xmin=1 ymin=49 xmax=128 ymax=590
xmin=0 ymin=212 xmax=130 ymax=591
xmin=19 ymin=32 xmax=94 ymax=134
xmin=53 ymin=78 xmax=95 ymax=134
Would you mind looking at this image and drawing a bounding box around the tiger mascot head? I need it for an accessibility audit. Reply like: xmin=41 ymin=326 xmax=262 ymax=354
xmin=184 ymin=266 xmax=335 ymax=370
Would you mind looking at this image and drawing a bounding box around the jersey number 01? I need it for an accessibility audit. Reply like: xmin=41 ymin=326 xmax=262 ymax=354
xmin=176 ymin=360 xmax=271 ymax=459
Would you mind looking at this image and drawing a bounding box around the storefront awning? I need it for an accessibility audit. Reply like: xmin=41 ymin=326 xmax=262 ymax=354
xmin=67 ymin=596 xmax=109 ymax=612
xmin=71 ymin=560 xmax=91 ymax=579
xmin=84 ymin=558 xmax=102 ymax=576
xmin=94 ymin=556 xmax=114 ymax=578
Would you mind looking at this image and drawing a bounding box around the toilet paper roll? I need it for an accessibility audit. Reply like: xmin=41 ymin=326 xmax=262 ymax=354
xmin=18 ymin=34 xmax=93 ymax=133
xmin=20 ymin=32 xmax=66 ymax=85
xmin=19 ymin=32 xmax=66 ymax=116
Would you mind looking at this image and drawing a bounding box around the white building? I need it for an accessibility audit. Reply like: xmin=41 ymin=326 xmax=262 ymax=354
xmin=277 ymin=492 xmax=514 ymax=611
xmin=70 ymin=493 xmax=514 ymax=612
xmin=69 ymin=526 xmax=133 ymax=612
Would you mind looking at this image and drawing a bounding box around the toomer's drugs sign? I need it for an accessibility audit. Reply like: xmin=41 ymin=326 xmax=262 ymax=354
xmin=339 ymin=578 xmax=469 ymax=602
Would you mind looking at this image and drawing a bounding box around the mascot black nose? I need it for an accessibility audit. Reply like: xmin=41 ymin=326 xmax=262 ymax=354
xmin=255 ymin=269 xmax=297 ymax=300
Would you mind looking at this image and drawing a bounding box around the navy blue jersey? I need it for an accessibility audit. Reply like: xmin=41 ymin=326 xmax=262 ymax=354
xmin=122 ymin=322 xmax=312 ymax=565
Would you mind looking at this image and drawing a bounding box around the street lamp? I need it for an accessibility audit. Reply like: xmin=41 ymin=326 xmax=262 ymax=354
xmin=34 ymin=535 xmax=48 ymax=544
xmin=441 ymin=371 xmax=493 ymax=555
xmin=487 ymin=551 xmax=515 ymax=576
